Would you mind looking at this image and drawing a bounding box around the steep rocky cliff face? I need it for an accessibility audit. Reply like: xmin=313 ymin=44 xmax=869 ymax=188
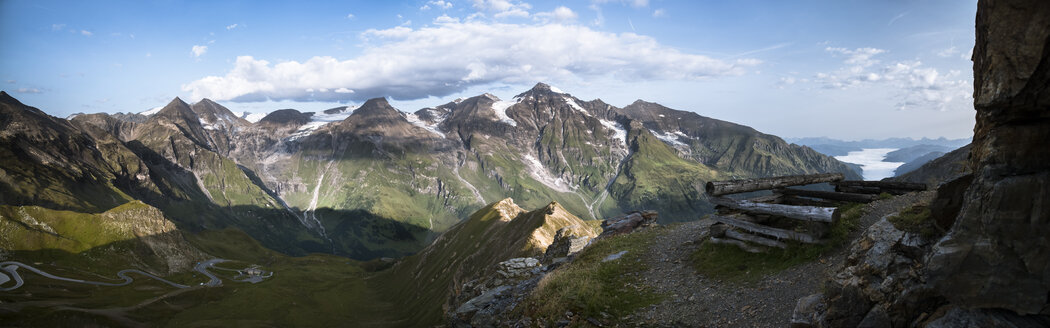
xmin=927 ymin=0 xmax=1050 ymax=315
xmin=796 ymin=1 xmax=1050 ymax=326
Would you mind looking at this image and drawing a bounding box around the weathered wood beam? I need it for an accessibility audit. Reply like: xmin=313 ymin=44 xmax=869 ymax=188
xmin=831 ymin=180 xmax=927 ymax=191
xmin=725 ymin=229 xmax=788 ymax=249
xmin=746 ymin=193 xmax=783 ymax=204
xmin=708 ymin=237 xmax=767 ymax=253
xmin=775 ymin=187 xmax=878 ymax=203
xmin=779 ymin=195 xmax=840 ymax=207
xmin=833 ymin=185 xmax=884 ymax=195
xmin=710 ymin=197 xmax=836 ymax=223
xmin=711 ymin=215 xmax=821 ymax=244
xmin=706 ymin=173 xmax=844 ymax=196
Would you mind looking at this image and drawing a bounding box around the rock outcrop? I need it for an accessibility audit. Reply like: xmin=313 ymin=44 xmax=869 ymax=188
xmin=796 ymin=1 xmax=1050 ymax=326
xmin=926 ymin=0 xmax=1050 ymax=316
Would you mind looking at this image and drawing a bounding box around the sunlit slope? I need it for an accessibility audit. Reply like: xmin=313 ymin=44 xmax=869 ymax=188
xmin=375 ymin=198 xmax=598 ymax=326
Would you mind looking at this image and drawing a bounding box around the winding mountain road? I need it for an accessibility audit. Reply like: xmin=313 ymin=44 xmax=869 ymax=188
xmin=0 ymin=258 xmax=236 ymax=291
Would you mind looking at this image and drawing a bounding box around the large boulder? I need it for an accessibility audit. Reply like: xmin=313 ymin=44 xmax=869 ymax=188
xmin=599 ymin=210 xmax=658 ymax=238
xmin=926 ymin=0 xmax=1050 ymax=315
xmin=541 ymin=227 xmax=592 ymax=266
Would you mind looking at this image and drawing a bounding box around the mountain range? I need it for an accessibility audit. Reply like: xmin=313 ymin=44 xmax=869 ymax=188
xmin=1 ymin=83 xmax=859 ymax=263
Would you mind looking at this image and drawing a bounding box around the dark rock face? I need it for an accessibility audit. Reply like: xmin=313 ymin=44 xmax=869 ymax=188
xmin=927 ymin=174 xmax=972 ymax=231
xmin=927 ymin=0 xmax=1050 ymax=315
xmin=797 ymin=1 xmax=1050 ymax=326
xmin=541 ymin=227 xmax=592 ymax=266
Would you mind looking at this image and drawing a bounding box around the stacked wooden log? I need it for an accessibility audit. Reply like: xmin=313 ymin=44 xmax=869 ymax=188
xmin=705 ymin=173 xmax=926 ymax=253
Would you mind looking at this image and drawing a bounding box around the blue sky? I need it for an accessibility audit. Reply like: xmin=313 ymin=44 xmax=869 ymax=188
xmin=1 ymin=0 xmax=977 ymax=139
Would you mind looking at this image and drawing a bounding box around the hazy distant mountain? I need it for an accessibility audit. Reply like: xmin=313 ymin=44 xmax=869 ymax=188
xmin=883 ymin=144 xmax=955 ymax=163
xmin=787 ymin=136 xmax=971 ymax=153
xmin=891 ymin=144 xmax=972 ymax=185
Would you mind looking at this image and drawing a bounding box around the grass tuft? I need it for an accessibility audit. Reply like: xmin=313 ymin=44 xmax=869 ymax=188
xmin=522 ymin=227 xmax=663 ymax=324
xmin=887 ymin=205 xmax=938 ymax=238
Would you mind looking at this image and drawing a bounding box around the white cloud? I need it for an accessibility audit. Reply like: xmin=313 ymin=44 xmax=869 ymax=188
xmin=80 ymin=30 xmax=93 ymax=36
xmin=813 ymin=47 xmax=971 ymax=111
xmin=421 ymin=0 xmax=453 ymax=10
xmin=652 ymin=8 xmax=666 ymax=17
xmin=825 ymin=47 xmax=885 ymax=67
xmin=535 ymin=6 xmax=577 ymax=23
xmin=937 ymin=46 xmax=958 ymax=57
xmin=15 ymin=88 xmax=42 ymax=94
xmin=591 ymin=0 xmax=648 ymax=9
xmin=226 ymin=23 xmax=239 ymax=30
xmin=183 ymin=21 xmax=756 ymax=102
xmin=434 ymin=15 xmax=460 ymax=25
xmin=347 ymin=13 xmax=355 ymax=19
xmin=191 ymin=45 xmax=208 ymax=57
xmin=51 ymin=23 xmax=65 ymax=31
xmin=472 ymin=0 xmax=531 ymax=18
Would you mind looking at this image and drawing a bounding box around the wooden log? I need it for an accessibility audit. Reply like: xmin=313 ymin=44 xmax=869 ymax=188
xmin=711 ymin=215 xmax=821 ymax=244
xmin=775 ymin=188 xmax=878 ymax=203
xmin=746 ymin=193 xmax=783 ymax=204
xmin=833 ymin=185 xmax=884 ymax=195
xmin=779 ymin=195 xmax=840 ymax=207
xmin=708 ymin=237 xmax=767 ymax=253
xmin=706 ymin=173 xmax=844 ymax=196
xmin=725 ymin=229 xmax=788 ymax=249
xmin=710 ymin=197 xmax=836 ymax=223
xmin=831 ymin=180 xmax=927 ymax=191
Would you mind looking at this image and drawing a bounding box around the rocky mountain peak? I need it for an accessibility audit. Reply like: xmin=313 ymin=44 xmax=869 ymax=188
xmin=513 ymin=82 xmax=564 ymax=99
xmin=492 ymin=198 xmax=525 ymax=221
xmin=351 ymin=97 xmax=400 ymax=119
xmin=154 ymin=97 xmax=195 ymax=119
xmin=259 ymin=109 xmax=313 ymax=126
xmin=191 ymin=98 xmax=249 ymax=127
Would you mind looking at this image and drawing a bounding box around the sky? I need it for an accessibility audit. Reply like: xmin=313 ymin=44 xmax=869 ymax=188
xmin=0 ymin=0 xmax=978 ymax=140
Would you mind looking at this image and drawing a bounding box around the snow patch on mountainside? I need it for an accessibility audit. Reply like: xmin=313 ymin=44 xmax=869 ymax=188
xmin=403 ymin=112 xmax=445 ymax=137
xmin=523 ymin=154 xmax=574 ymax=193
xmin=490 ymin=96 xmax=519 ymax=127
xmin=244 ymin=112 xmax=267 ymax=123
xmin=287 ymin=107 xmax=356 ymax=140
xmin=564 ymin=97 xmax=590 ymax=116
xmin=140 ymin=106 xmax=163 ymax=116
xmin=601 ymin=119 xmax=628 ymax=147
xmin=651 ymin=129 xmax=688 ymax=148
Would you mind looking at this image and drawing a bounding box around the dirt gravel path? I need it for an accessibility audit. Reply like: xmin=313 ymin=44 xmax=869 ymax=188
xmin=624 ymin=192 xmax=934 ymax=327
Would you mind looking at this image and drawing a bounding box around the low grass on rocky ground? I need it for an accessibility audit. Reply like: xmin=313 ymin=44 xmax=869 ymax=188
xmin=522 ymin=227 xmax=665 ymax=325
xmin=690 ymin=202 xmax=868 ymax=283
xmin=888 ymin=204 xmax=939 ymax=238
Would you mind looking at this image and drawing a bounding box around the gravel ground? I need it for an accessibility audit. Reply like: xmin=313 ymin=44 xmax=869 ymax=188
xmin=622 ymin=191 xmax=935 ymax=327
